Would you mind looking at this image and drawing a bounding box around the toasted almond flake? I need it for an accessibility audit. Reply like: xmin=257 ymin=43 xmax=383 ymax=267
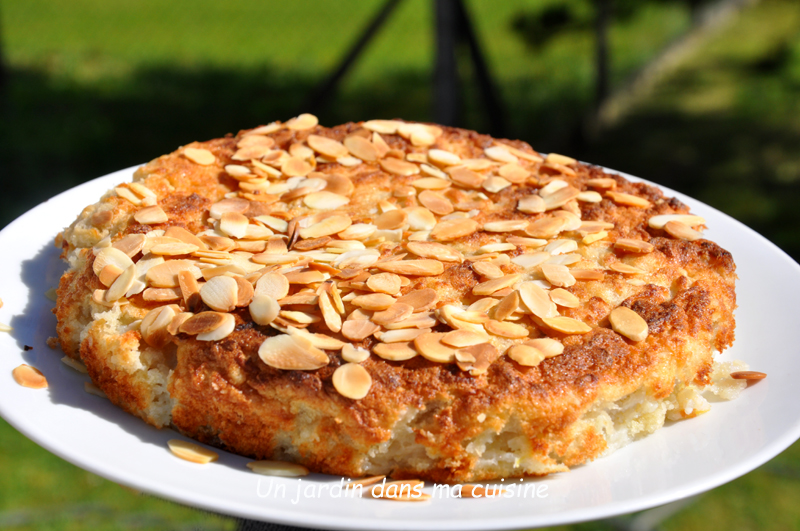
xmin=549 ymin=288 xmax=579 ymax=308
xmin=614 ymin=239 xmax=654 ymax=253
xmin=577 ymin=191 xmax=603 ymax=203
xmin=92 ymin=246 xmax=135 ymax=278
xmin=377 ymin=328 xmax=428 ymax=344
xmin=730 ymin=371 xmax=767 ymax=380
xmin=456 ymin=343 xmax=500 ymax=374
xmin=234 ymin=276 xmax=254 ymax=307
xmin=542 ymin=185 xmax=580 ymax=210
xmin=374 ymin=259 xmax=444 ymax=276
xmin=259 ymin=333 xmax=329 ymax=370
xmin=483 ymin=219 xmax=529 ymax=233
xmin=518 ymin=282 xmax=557 ymax=318
xmin=414 ymin=332 xmax=456 ymax=363
xmin=648 ymin=214 xmax=705 ymax=229
xmin=352 ymin=293 xmax=396 ymax=311
xmin=366 ymin=273 xmax=402 ymax=295
xmin=341 ymin=319 xmax=380 ymax=341
xmin=283 ymin=270 xmax=326 ymax=285
xmin=539 ymin=179 xmax=569 ymax=197
xmin=419 ymin=163 xmax=448 ymax=180
xmin=545 ymin=153 xmax=577 ymax=165
xmin=405 ymin=241 xmax=463 ymax=263
xmin=342 ymin=344 xmax=371 ymax=363
xmin=402 ymin=207 xmax=435 ymax=232
xmin=304 ymin=191 xmax=350 ymax=210
xmin=571 ymin=269 xmax=605 ymax=281
xmin=280 ymin=157 xmax=313 ymax=177
xmin=363 ymin=119 xmax=403 ymax=134
xmin=286 ymin=113 xmax=318 ymax=131
xmin=142 ymin=286 xmax=182 ymax=302
xmin=134 ymin=205 xmax=168 ymax=225
xmin=427 ymin=148 xmax=461 ymax=166
xmin=484 ymin=319 xmax=528 ymax=338
xmin=545 ymin=239 xmax=578 ymax=255
xmin=472 ymin=274 xmax=521 ymax=296
xmin=498 ymin=163 xmax=530 ymax=183
xmin=380 ymin=158 xmax=420 ymax=176
xmin=115 ymin=186 xmax=142 ymax=205
xmin=299 ymin=214 xmax=352 ymax=239
xmin=442 ymin=330 xmax=489 ymax=348
xmin=150 ymin=242 xmax=199 ymax=256
xmin=491 ymin=291 xmax=520 ymax=321
xmin=396 ymin=288 xmax=437 ymax=312
xmin=383 ymin=313 xmax=436 ymax=330
xmin=98 ymin=264 xmax=123 ymax=287
xmin=12 ymin=364 xmax=47 ymax=389
xmin=406 ymin=153 xmax=428 ymax=163
xmin=306 ymin=134 xmax=348 ymax=158
xmin=180 ymin=311 xmax=228 ymax=335
xmin=484 ymin=145 xmax=518 ymax=163
xmin=238 ymin=134 xmax=275 ymax=148
xmin=417 ymin=191 xmax=453 ymax=216
xmin=209 ymin=197 xmax=249 ymax=220
xmin=225 ymin=164 xmax=252 ymax=178
xmin=140 ymin=306 xmax=176 ymax=347
xmin=664 ymin=220 xmax=702 ymax=241
xmin=583 ymin=231 xmax=608 ymax=245
xmin=332 ymin=363 xmax=372 ymax=399
xmin=606 ymin=191 xmax=651 ymax=208
xmin=525 ymin=338 xmax=564 ymax=357
xmin=430 ymin=218 xmax=479 ymax=242
xmin=508 ymin=345 xmax=545 ymax=367
xmin=541 ymin=316 xmax=592 ymax=334
xmin=112 ymin=233 xmax=147 ymax=257
xmin=372 ymin=303 xmax=414 ymax=326
xmin=199 ymin=275 xmax=238 ymax=312
xmin=343 ymin=135 xmax=378 ymax=161
xmin=541 ymin=264 xmax=576 ymax=287
xmin=608 ymin=262 xmax=645 ymax=275
xmin=585 ymin=177 xmax=616 ymax=189
xmin=448 ymin=167 xmax=485 ymax=189
xmin=167 ymin=312 xmax=193 ymax=335
xmin=410 ymin=177 xmax=451 ymax=190
xmin=482 ymin=176 xmax=512 ymax=193
xmin=609 ymin=306 xmax=649 ymax=342
xmin=318 ymin=290 xmax=342 ymax=333
xmin=196 ymin=312 xmax=236 ymax=341
xmin=336 ymin=223 xmax=376 ymax=241
xmin=524 ymin=217 xmax=566 ymax=239
xmin=217 ymin=211 xmax=248 ymax=239
xmin=61 ymin=356 xmax=88 ymax=373
xmin=279 ymin=310 xmax=321 ymax=324
xmin=183 ymin=148 xmax=216 ymax=165
xmin=375 ymin=210 xmax=408 ymax=230
xmin=472 ymin=261 xmax=504 ymax=279
xmin=168 ymin=439 xmax=218 ymax=464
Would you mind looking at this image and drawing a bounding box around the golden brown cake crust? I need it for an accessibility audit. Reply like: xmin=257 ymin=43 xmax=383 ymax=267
xmin=55 ymin=118 xmax=736 ymax=483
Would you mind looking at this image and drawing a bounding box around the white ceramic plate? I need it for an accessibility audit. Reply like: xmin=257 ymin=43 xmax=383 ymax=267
xmin=0 ymin=166 xmax=797 ymax=530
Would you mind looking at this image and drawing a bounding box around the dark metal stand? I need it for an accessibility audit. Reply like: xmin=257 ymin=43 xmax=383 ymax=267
xmin=305 ymin=0 xmax=505 ymax=136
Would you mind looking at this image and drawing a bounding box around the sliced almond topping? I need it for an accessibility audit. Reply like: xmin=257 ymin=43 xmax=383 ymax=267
xmin=606 ymin=191 xmax=651 ymax=208
xmin=371 ymin=342 xmax=417 ymax=361
xmin=614 ymin=239 xmax=654 ymax=253
xmin=140 ymin=306 xmax=176 ymax=347
xmin=196 ymin=312 xmax=236 ymax=341
xmin=247 ymin=460 xmax=309 ymax=477
xmin=299 ymin=214 xmax=352 ymax=239
xmin=115 ymin=186 xmax=142 ymax=205
xmin=377 ymin=328 xmax=428 ymax=343
xmin=258 ymin=333 xmax=329 ymax=370
xmin=234 ymin=276 xmax=254 ymax=307
xmin=343 ymin=135 xmax=378 ymax=161
xmin=341 ymin=319 xmax=380 ymax=341
xmin=511 ymin=252 xmax=550 ymax=270
xmin=304 ymin=191 xmax=350 ymax=210
xmin=484 ymin=320 xmax=528 ymax=339
xmin=586 ymin=177 xmax=616 ymax=189
xmin=168 ymin=439 xmax=218 ymax=464
xmin=112 ymin=234 xmax=147 ymax=257
xmin=417 ymin=190 xmax=454 ymax=215
xmin=442 ymin=330 xmax=489 ymax=348
xmin=518 ymin=282 xmax=557 ymax=318
xmin=180 ymin=311 xmax=228 ymax=335
xmin=219 ymin=211 xmax=249 ymax=239
xmin=545 ymin=153 xmax=576 ymax=165
xmin=608 ymin=262 xmax=645 ymax=275
xmin=571 ymin=269 xmax=604 ymax=281
xmin=484 ymin=145 xmax=518 ymax=163
xmin=286 ymin=113 xmax=318 ymax=131
xmin=472 ymin=274 xmax=521 ymax=296
xmin=374 ymin=259 xmax=444 ymax=276
xmin=609 ymin=306 xmax=649 ymax=342
xmin=492 ymin=291 xmax=520 ymax=321
xmin=183 ymin=148 xmax=216 ymax=165
xmin=145 ymin=259 xmax=199 ymax=288
xmin=134 ymin=205 xmax=168 ymax=225
xmin=648 ymin=214 xmax=705 ymax=229
xmin=448 ymin=166 xmax=485 ymax=189
xmin=550 ymin=288 xmax=579 ymax=308
xmin=430 ymin=218 xmax=479 ymax=241
xmin=405 ymin=241 xmax=463 ymax=263
xmin=375 ymin=210 xmax=408 ymax=230
xmin=730 ymin=371 xmax=767 ymax=380
xmin=427 ymin=148 xmax=461 ymax=166
xmin=542 ymin=185 xmax=580 ymax=210
xmin=281 ymin=156 xmax=313 ymax=177
xmin=577 ymin=191 xmax=603 ymax=203
xmin=396 ymin=288 xmax=437 ymax=312
xmin=482 ymin=176 xmax=512 ymax=193
xmin=380 ymin=158 xmax=419 ymax=176
xmin=471 ymin=261 xmax=502 ymax=280
xmin=332 ymin=363 xmax=372 ymax=399
xmin=306 ymin=134 xmax=348 ymax=158
xmin=456 ymin=343 xmax=500 ymax=374
xmin=525 ymin=338 xmax=565 ymax=357
xmin=318 ymin=290 xmax=342 ymax=333
xmin=525 ymin=216 xmax=566 ymax=239
xmin=283 ymin=270 xmax=326 ymax=285
xmin=583 ymin=231 xmax=608 ymax=245
xmin=352 ymin=293 xmax=396 ymax=311
xmin=150 ymin=242 xmax=199 ymax=256
xmin=401 ymin=207 xmax=435 ymax=232
xmin=366 ymin=273 xmax=403 ymax=295
xmin=372 ymin=303 xmax=414 ymax=326
xmin=210 ymin=197 xmax=249 ymax=219
xmin=518 ymin=195 xmax=546 ymax=214
xmin=498 ymin=163 xmax=530 ymax=183
xmin=541 ymin=264 xmax=576 ymax=287
xmin=383 ymin=313 xmax=437 ymax=330
xmin=664 ymin=220 xmax=702 ymax=241
xmin=341 ymin=344 xmax=370 ymax=363
xmin=541 ymin=316 xmax=592 ymax=334
xmin=143 ymin=287 xmax=181 ymax=302
xmin=167 ymin=312 xmax=193 ymax=335
xmin=98 ymin=264 xmax=123 ymax=287
xmin=483 ymin=219 xmax=529 ymax=233
xmin=93 ymin=246 xmax=135 ymax=278
xmin=12 ymin=364 xmax=48 ymax=389
xmin=255 ymin=273 xmax=290 ymax=300
xmin=199 ymin=275 xmax=238 ymax=312
xmin=362 ymin=119 xmax=403 ymax=134
xmin=508 ymin=345 xmax=545 ymax=367
xmin=414 ymin=332 xmax=457 ymax=363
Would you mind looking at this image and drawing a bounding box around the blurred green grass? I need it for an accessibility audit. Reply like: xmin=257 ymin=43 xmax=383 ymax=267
xmin=2 ymin=0 xmax=800 ymax=529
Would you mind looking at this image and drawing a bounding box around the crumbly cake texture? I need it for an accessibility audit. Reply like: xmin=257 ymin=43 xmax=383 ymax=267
xmin=55 ymin=116 xmax=745 ymax=483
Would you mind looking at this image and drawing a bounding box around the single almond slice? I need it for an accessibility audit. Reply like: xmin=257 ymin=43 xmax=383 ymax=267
xmin=587 ymin=177 xmax=617 ymax=189
xmin=332 ymin=363 xmax=372 ymax=399
xmin=234 ymin=276 xmax=254 ymax=307
xmin=341 ymin=319 xmax=380 ymax=341
xmin=485 ymin=320 xmax=529 ymax=339
xmin=341 ymin=344 xmax=370 ymax=363
xmin=286 ymin=113 xmax=318 ymax=130
xmin=352 ymin=293 xmax=396 ymax=311
xmin=525 ymin=337 xmax=565 ymax=357
xmin=112 ymin=233 xmax=147 ymax=257
xmin=410 ymin=177 xmax=450 ymax=190
xmin=648 ymin=214 xmax=705 ymax=229
xmin=343 ymin=135 xmax=378 ymax=161
xmin=247 ymin=460 xmax=309 ymax=477
xmin=12 ymin=364 xmax=48 ymax=389
xmin=140 ymin=306 xmax=176 ymax=347
xmin=541 ymin=264 xmax=576 ymax=287
xmin=196 ymin=312 xmax=236 ymax=341
xmin=255 ymin=272 xmax=290 ymax=300
xmin=442 ymin=330 xmax=489 ymax=348
xmin=609 ymin=306 xmax=648 ymax=342
xmin=284 ymin=270 xmax=326 ymax=285
xmin=430 ymin=218 xmax=479 ymax=241
xmin=377 ymin=328 xmax=428 ymax=343
xmin=167 ymin=312 xmax=193 ymax=335
xmin=374 ymin=260 xmax=444 ymax=276
xmin=397 ymin=289 xmax=438 ymax=312
xmin=456 ymin=343 xmax=500 ymax=374
xmin=418 ymin=190 xmax=454 ymax=215
xmin=405 ymin=241 xmax=463 ymax=262
xmin=664 ymin=220 xmax=702 ymax=241
xmin=518 ymin=195 xmax=546 ymax=214
xmin=614 ymin=239 xmax=654 ymax=253
xmin=550 ymin=288 xmax=579 ymax=308
xmin=380 ymin=158 xmax=420 ymax=176
xmin=219 ymin=211 xmax=249 ymax=239
xmin=363 ymin=119 xmax=403 ymax=134
xmin=383 ymin=313 xmax=437 ymax=330
xmin=248 ymin=294 xmax=280 ymax=326
xmin=606 ymin=191 xmax=651 ymax=208
xmin=472 ymin=261 xmax=504 ymax=279
xmin=577 ymin=191 xmax=603 ymax=203
xmin=427 ymin=148 xmax=461 ymax=166
xmin=299 ymin=214 xmax=352 ymax=239
xmin=183 ymin=147 xmax=216 ymax=165
xmin=525 ymin=216 xmax=566 ymax=238
xmin=167 ymin=439 xmax=218 ymax=464
xmin=372 ymin=303 xmax=414 ymax=326
xmin=98 ymin=263 xmax=123 ymax=287
xmin=142 ymin=287 xmax=182 ymax=302
xmin=180 ymin=311 xmax=229 ymax=335
xmin=199 ymin=276 xmax=238 ymax=312
xmin=414 ymin=332 xmax=457 ymax=363
xmin=373 ymin=341 xmax=418 ymax=361
xmin=304 ymin=191 xmax=350 ymax=210
xmin=512 ymin=252 xmax=551 ymax=270
xmin=483 ymin=219 xmax=529 ymax=233
xmin=375 ymin=210 xmax=408 ymax=230
xmin=484 ymin=145 xmax=518 ymax=163
xmin=92 ymin=246 xmax=135 ymax=278
xmin=307 ymin=134 xmax=348 ymax=158
xmin=492 ymin=291 xmax=520 ymax=321
xmin=209 ymin=197 xmax=249 ymax=219
xmin=405 ymin=207 xmax=437 ymax=231
xmin=318 ymin=290 xmax=342 ymax=333
xmin=258 ymin=334 xmax=329 ymax=370
xmin=571 ymin=269 xmax=605 ymax=281
xmin=150 ymin=242 xmax=199 ymax=256
xmin=507 ymin=345 xmax=545 ymax=367
xmin=448 ymin=167 xmax=485 ymax=188
xmin=730 ymin=371 xmax=767 ymax=380
xmin=608 ymin=262 xmax=646 ymax=275
xmin=584 ymin=231 xmax=609 ymax=244
xmin=473 ymin=274 xmax=521 ymax=296
xmin=541 ymin=316 xmax=592 ymax=334
xmin=134 ymin=205 xmax=168 ymax=225
xmin=518 ymin=282 xmax=557 ymax=318
xmin=366 ymin=273 xmax=402 ymax=295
